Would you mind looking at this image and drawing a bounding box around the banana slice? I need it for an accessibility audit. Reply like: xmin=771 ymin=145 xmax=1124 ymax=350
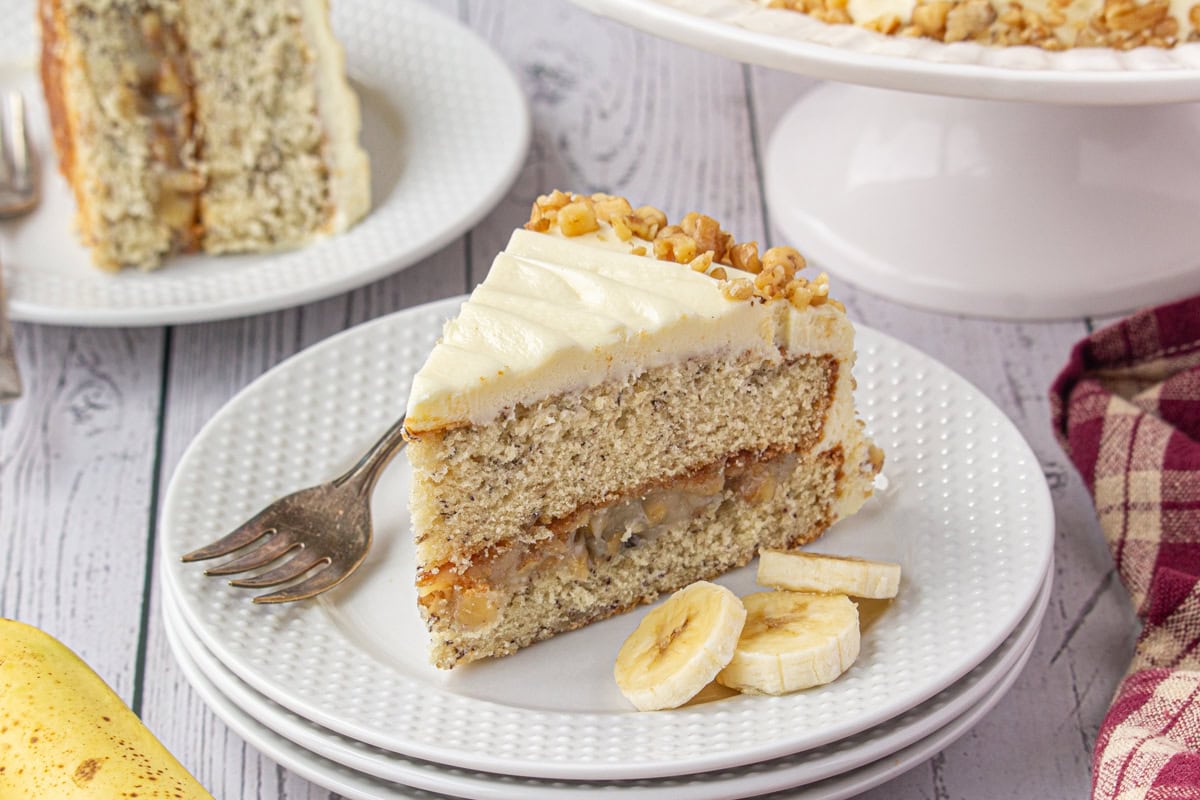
xmin=757 ymin=550 xmax=901 ymax=599
xmin=614 ymin=581 xmax=747 ymax=711
xmin=717 ymin=592 xmax=859 ymax=696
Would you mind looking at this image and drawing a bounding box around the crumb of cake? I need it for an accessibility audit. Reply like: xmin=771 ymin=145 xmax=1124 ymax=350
xmin=868 ymin=443 xmax=886 ymax=472
xmin=525 ymin=190 xmax=845 ymax=312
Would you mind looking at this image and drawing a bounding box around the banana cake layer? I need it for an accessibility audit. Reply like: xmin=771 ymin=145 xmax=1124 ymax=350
xmin=404 ymin=192 xmax=883 ymax=669
xmin=40 ymin=0 xmax=370 ymax=270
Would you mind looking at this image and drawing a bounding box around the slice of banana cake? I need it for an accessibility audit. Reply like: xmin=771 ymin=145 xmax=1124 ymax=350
xmin=404 ymin=191 xmax=883 ymax=669
xmin=40 ymin=0 xmax=370 ymax=270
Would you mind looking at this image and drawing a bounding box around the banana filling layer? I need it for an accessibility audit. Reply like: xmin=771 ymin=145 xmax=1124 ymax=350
xmin=126 ymin=10 xmax=202 ymax=249
xmin=417 ymin=449 xmax=801 ymax=630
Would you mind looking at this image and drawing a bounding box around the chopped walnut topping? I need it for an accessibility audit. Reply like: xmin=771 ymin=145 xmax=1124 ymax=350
xmin=767 ymin=0 xmax=1192 ymax=48
xmin=679 ymin=212 xmax=734 ymax=264
xmin=524 ymin=190 xmax=842 ymax=312
xmin=944 ymin=0 xmax=996 ymax=42
xmin=611 ymin=216 xmax=634 ymax=242
xmin=628 ymin=206 xmax=667 ymax=240
xmin=591 ymin=193 xmax=634 ymax=224
xmin=912 ymin=0 xmax=952 ymax=34
xmin=864 ymin=13 xmax=903 ymax=32
xmin=653 ymin=225 xmax=699 ymax=264
xmin=1105 ymin=0 xmax=1168 ymax=30
xmin=557 ymin=200 xmax=600 ymax=237
xmin=527 ymin=190 xmax=573 ymax=232
xmin=729 ymin=241 xmax=762 ymax=274
xmin=788 ymin=283 xmax=814 ymax=310
xmin=721 ymin=278 xmax=755 ymax=301
xmin=763 ymin=246 xmax=806 ymax=280
xmin=688 ymin=252 xmax=715 ymax=273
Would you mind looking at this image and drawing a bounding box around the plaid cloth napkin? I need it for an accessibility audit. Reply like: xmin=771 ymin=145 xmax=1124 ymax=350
xmin=1051 ymin=294 xmax=1200 ymax=800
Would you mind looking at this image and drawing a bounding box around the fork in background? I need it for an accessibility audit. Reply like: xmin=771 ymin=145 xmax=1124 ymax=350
xmin=0 ymin=91 xmax=37 ymax=401
xmin=0 ymin=92 xmax=37 ymax=218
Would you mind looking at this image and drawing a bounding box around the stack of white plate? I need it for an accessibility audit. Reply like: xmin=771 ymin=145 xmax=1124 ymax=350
xmin=160 ymin=297 xmax=1055 ymax=800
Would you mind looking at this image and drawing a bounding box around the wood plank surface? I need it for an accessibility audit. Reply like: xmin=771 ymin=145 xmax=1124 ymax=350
xmin=0 ymin=323 xmax=164 ymax=704
xmin=0 ymin=0 xmax=1148 ymax=797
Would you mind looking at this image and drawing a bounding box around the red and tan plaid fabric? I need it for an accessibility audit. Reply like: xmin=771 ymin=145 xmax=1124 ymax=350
xmin=1052 ymin=293 xmax=1200 ymax=800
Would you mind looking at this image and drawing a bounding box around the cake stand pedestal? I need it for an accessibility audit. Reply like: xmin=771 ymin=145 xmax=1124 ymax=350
xmin=570 ymin=0 xmax=1200 ymax=319
xmin=764 ymin=85 xmax=1200 ymax=318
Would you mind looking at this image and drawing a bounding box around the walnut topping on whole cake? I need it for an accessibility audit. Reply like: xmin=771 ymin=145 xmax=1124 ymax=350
xmin=525 ymin=191 xmax=845 ymax=313
xmin=765 ymin=0 xmax=1199 ymax=49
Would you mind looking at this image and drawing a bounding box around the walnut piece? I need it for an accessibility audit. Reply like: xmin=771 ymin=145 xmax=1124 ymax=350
xmin=766 ymin=0 xmax=1191 ymax=49
xmin=557 ymin=201 xmax=600 ymax=237
xmin=944 ymin=0 xmax=996 ymax=42
xmin=523 ymin=190 xmax=842 ymax=312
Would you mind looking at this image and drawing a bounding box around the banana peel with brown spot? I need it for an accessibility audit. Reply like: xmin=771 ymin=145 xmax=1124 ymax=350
xmin=0 ymin=618 xmax=213 ymax=798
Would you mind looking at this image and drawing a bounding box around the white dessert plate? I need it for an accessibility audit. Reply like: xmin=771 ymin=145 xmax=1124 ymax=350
xmin=160 ymin=295 xmax=1055 ymax=780
xmin=569 ymin=0 xmax=1200 ymax=105
xmin=163 ymin=583 xmax=1041 ymax=800
xmin=0 ymin=0 xmax=529 ymax=326
xmin=162 ymin=562 xmax=1050 ymax=800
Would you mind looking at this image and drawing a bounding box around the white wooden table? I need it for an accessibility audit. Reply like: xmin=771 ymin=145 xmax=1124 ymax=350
xmin=0 ymin=1 xmax=1137 ymax=796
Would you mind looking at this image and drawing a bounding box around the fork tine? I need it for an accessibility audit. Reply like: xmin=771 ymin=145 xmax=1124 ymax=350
xmin=8 ymin=93 xmax=29 ymax=188
xmin=202 ymin=532 xmax=299 ymax=576
xmin=0 ymin=95 xmax=10 ymax=186
xmin=228 ymin=549 xmax=329 ymax=589
xmin=253 ymin=562 xmax=350 ymax=604
xmin=182 ymin=516 xmax=277 ymax=562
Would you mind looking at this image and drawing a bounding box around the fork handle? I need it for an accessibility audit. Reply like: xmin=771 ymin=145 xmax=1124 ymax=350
xmin=334 ymin=416 xmax=409 ymax=496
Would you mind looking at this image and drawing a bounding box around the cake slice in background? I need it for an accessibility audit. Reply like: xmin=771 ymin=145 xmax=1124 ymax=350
xmin=405 ymin=192 xmax=883 ymax=670
xmin=39 ymin=0 xmax=370 ymax=271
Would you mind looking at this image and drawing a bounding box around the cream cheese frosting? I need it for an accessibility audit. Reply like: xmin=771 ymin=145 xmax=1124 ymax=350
xmin=404 ymin=228 xmax=854 ymax=434
xmin=299 ymin=0 xmax=371 ymax=235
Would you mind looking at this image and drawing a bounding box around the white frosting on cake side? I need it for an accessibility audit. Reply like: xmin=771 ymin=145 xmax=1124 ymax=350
xmin=298 ymin=0 xmax=371 ymax=234
xmin=404 ymin=229 xmax=855 ymax=433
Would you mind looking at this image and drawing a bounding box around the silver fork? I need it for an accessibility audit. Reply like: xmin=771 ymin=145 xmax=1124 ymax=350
xmin=0 ymin=92 xmax=36 ymax=401
xmin=181 ymin=417 xmax=408 ymax=603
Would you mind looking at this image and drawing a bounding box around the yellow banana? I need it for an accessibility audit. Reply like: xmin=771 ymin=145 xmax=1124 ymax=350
xmin=0 ymin=618 xmax=213 ymax=799
xmin=613 ymin=581 xmax=746 ymax=711
xmin=716 ymin=592 xmax=859 ymax=695
xmin=758 ymin=549 xmax=901 ymax=599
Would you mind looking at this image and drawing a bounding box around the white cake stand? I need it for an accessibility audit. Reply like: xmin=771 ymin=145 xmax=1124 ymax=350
xmin=570 ymin=0 xmax=1200 ymax=318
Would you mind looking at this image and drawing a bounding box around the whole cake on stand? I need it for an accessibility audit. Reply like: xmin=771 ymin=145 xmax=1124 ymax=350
xmin=570 ymin=0 xmax=1200 ymax=319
